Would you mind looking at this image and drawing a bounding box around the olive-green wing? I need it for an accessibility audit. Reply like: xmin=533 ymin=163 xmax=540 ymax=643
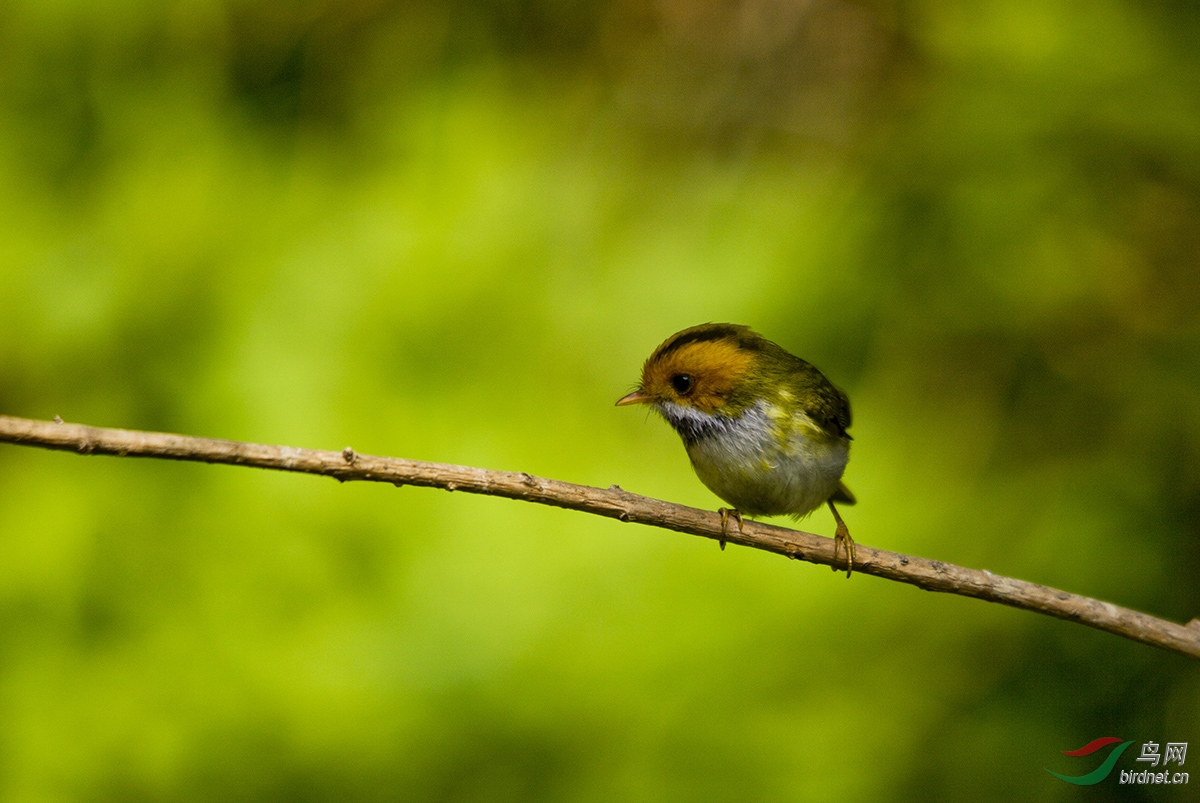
xmin=792 ymin=364 xmax=854 ymax=506
xmin=770 ymin=345 xmax=852 ymax=439
xmin=798 ymin=376 xmax=852 ymax=440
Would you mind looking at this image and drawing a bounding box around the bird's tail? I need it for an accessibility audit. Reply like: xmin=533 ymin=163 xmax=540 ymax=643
xmin=830 ymin=481 xmax=856 ymax=506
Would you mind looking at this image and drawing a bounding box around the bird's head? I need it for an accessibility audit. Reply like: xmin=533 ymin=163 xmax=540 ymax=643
xmin=616 ymin=323 xmax=770 ymax=417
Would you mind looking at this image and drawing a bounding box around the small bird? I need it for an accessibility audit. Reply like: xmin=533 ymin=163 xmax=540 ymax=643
xmin=617 ymin=323 xmax=857 ymax=575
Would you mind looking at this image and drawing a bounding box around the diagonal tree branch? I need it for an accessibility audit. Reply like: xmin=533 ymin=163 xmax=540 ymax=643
xmin=1 ymin=414 xmax=1197 ymax=659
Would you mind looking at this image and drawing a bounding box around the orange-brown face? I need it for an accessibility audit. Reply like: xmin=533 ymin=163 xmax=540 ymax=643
xmin=619 ymin=336 xmax=755 ymax=415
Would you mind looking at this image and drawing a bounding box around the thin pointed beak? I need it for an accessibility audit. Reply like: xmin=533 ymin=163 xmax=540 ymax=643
xmin=615 ymin=390 xmax=650 ymax=406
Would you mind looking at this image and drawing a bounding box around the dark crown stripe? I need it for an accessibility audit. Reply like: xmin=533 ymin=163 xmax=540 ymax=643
xmin=654 ymin=323 xmax=754 ymax=360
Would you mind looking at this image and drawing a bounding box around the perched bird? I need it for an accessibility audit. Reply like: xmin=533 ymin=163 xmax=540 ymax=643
xmin=617 ymin=323 xmax=857 ymax=575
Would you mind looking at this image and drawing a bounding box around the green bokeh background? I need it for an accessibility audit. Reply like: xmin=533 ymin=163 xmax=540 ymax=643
xmin=2 ymin=1 xmax=1198 ymax=800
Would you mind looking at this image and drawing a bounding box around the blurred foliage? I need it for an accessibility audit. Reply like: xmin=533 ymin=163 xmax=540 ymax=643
xmin=1 ymin=0 xmax=1198 ymax=800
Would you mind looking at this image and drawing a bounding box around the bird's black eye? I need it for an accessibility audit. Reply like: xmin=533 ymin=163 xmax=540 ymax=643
xmin=671 ymin=374 xmax=693 ymax=394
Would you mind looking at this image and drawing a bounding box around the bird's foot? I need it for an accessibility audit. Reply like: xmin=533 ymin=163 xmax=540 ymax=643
xmin=827 ymin=500 xmax=855 ymax=578
xmin=832 ymin=521 xmax=855 ymax=578
xmin=717 ymin=508 xmax=744 ymax=551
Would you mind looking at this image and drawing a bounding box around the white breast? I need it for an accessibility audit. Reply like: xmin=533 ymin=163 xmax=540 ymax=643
xmin=660 ymin=399 xmax=849 ymax=518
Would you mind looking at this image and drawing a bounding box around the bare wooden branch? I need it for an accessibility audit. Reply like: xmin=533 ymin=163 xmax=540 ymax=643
xmin=1 ymin=414 xmax=1197 ymax=659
